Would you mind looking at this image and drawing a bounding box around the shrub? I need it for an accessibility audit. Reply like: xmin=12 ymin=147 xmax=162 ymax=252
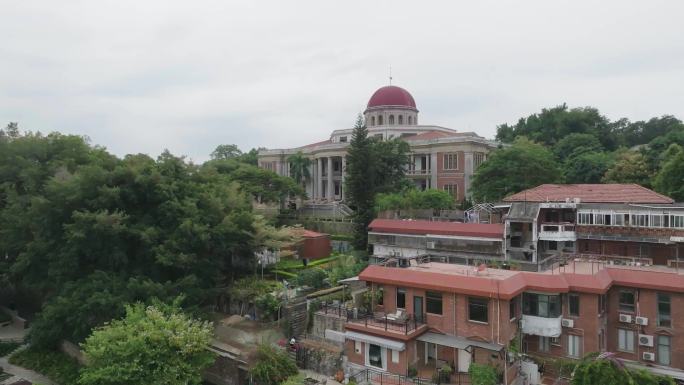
xmin=250 ymin=344 xmax=298 ymax=385
xmin=0 ymin=309 xmax=11 ymax=324
xmin=9 ymin=347 xmax=81 ymax=385
xmin=0 ymin=341 xmax=21 ymax=357
xmin=294 ymin=268 xmax=328 ymax=289
xmin=256 ymin=293 xmax=280 ymax=321
xmin=468 ymin=363 xmax=497 ymax=385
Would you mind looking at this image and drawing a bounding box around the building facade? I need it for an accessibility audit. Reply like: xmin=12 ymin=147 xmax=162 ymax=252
xmin=257 ymin=85 xmax=498 ymax=203
xmin=344 ymin=258 xmax=684 ymax=383
xmin=502 ymin=184 xmax=684 ymax=270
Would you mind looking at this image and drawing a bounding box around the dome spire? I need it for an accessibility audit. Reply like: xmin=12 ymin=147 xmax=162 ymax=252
xmin=389 ymin=65 xmax=392 ymax=85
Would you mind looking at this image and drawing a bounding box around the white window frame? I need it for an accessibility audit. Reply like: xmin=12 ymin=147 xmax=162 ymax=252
xmin=365 ymin=343 xmax=387 ymax=371
xmin=657 ymin=335 xmax=671 ymax=366
xmin=443 ymin=184 xmax=458 ymax=200
xmin=443 ymin=153 xmax=458 ymax=170
xmin=618 ymin=328 xmax=635 ymax=353
xmin=567 ymin=335 xmax=581 ymax=358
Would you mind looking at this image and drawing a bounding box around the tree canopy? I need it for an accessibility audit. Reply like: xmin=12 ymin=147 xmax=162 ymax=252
xmin=375 ymin=188 xmax=454 ymax=212
xmin=471 ymin=137 xmax=562 ymax=202
xmin=79 ymin=301 xmax=215 ymax=385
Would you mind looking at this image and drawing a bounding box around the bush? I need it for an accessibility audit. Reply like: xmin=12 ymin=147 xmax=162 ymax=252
xmin=468 ymin=363 xmax=497 ymax=385
xmin=294 ymin=268 xmax=328 ymax=289
xmin=9 ymin=347 xmax=80 ymax=385
xmin=256 ymin=293 xmax=280 ymax=321
xmin=0 ymin=341 xmax=21 ymax=357
xmin=250 ymin=345 xmax=298 ymax=385
xmin=0 ymin=309 xmax=11 ymax=324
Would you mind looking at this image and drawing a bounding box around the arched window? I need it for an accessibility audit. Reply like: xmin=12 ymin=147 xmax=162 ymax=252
xmin=371 ymin=116 xmax=375 ymax=126
xmin=389 ymin=115 xmax=394 ymax=125
xmin=398 ymin=115 xmax=403 ymax=125
xmin=408 ymin=116 xmax=413 ymax=125
xmin=378 ymin=115 xmax=383 ymax=125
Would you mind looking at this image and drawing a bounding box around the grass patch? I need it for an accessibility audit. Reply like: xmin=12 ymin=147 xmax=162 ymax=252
xmin=330 ymin=234 xmax=353 ymax=242
xmin=0 ymin=341 xmax=21 ymax=357
xmin=9 ymin=347 xmax=81 ymax=385
xmin=307 ymin=255 xmax=340 ymax=267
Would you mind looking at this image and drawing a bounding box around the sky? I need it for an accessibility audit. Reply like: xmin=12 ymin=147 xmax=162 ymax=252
xmin=1 ymin=1 xmax=683 ymax=162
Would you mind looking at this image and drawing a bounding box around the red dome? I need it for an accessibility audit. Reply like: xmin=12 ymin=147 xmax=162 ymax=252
xmin=367 ymin=85 xmax=416 ymax=109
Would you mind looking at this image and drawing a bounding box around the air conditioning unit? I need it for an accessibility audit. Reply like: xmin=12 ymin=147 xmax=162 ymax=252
xmin=639 ymin=334 xmax=654 ymax=347
xmin=426 ymin=241 xmax=436 ymax=249
xmin=561 ymin=319 xmax=574 ymax=328
xmin=643 ymin=352 xmax=655 ymax=361
xmin=635 ymin=316 xmax=648 ymax=326
xmin=619 ymin=314 xmax=632 ymax=323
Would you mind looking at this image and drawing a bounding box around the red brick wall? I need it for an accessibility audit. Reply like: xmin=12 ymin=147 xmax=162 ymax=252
xmin=301 ymin=236 xmax=332 ymax=260
xmin=576 ymin=240 xmax=680 ymax=265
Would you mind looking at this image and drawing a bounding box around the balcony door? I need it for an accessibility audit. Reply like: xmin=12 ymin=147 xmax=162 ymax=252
xmin=414 ymin=296 xmax=423 ymax=322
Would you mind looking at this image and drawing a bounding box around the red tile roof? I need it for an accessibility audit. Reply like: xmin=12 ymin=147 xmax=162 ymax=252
xmin=503 ymin=184 xmax=673 ymax=204
xmin=369 ymin=219 xmax=504 ymax=239
xmin=358 ymin=264 xmax=684 ymax=299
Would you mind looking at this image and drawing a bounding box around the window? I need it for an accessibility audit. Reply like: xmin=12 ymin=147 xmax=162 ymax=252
xmin=355 ymin=340 xmax=362 ymax=354
xmin=368 ymin=344 xmax=383 ymax=369
xmin=339 ymin=136 xmax=347 ymax=143
xmin=391 ymin=349 xmax=399 ymax=363
xmin=631 ymin=213 xmax=649 ymax=227
xmin=408 ymin=116 xmax=413 ymax=125
xmin=567 ymin=335 xmax=582 ymax=358
xmin=652 ymin=214 xmax=664 ymax=228
xmin=443 ymin=184 xmax=458 ymax=200
xmin=398 ymin=115 xmax=403 ymax=125
xmin=613 ymin=213 xmax=625 ymax=226
xmin=598 ymin=294 xmax=606 ymax=314
xmin=657 ymin=335 xmax=671 ymax=366
xmin=671 ymin=215 xmax=684 ymax=229
xmin=426 ymin=291 xmax=442 ymax=315
xmin=443 ymin=153 xmax=458 ymax=170
xmin=474 ymin=152 xmax=485 ymax=168
xmin=568 ymin=293 xmax=580 ymax=317
xmin=389 ymin=115 xmax=395 ymax=125
xmin=371 ymin=117 xmax=375 ymax=126
xmin=577 ymin=212 xmax=592 ymax=225
xmin=657 ymin=293 xmax=671 ymax=327
xmin=509 ymin=298 xmax=517 ymax=321
xmin=397 ymin=288 xmax=406 ymax=309
xmin=619 ymin=290 xmax=635 ymax=313
xmin=523 ymin=293 xmax=561 ymax=318
xmin=551 ymin=336 xmax=561 ymax=346
xmin=618 ymin=328 xmax=634 ymax=352
xmin=377 ymin=287 xmax=384 ymax=305
xmin=469 ymin=297 xmax=489 ymax=323
xmin=378 ymin=116 xmax=383 ymax=125
xmin=539 ymin=336 xmax=550 ymax=352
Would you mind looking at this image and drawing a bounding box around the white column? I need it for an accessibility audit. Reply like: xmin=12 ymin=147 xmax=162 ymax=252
xmin=341 ymin=156 xmax=346 ymax=201
xmin=317 ymin=158 xmax=323 ymax=200
xmin=327 ymin=157 xmax=334 ymax=201
xmin=430 ymin=153 xmax=438 ymax=190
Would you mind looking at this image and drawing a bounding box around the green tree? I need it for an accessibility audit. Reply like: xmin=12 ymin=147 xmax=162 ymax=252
xmin=345 ymin=114 xmax=376 ymax=250
xmin=571 ymin=353 xmax=674 ymax=385
xmin=563 ymin=151 xmax=613 ymax=183
xmin=287 ymin=151 xmax=311 ymax=188
xmin=375 ymin=188 xmax=454 ymax=212
xmin=250 ymin=344 xmax=298 ymax=385
xmin=602 ymin=150 xmax=651 ymax=186
xmin=471 ymin=137 xmax=562 ymax=202
xmin=552 ymin=133 xmax=603 ymax=161
xmin=654 ymin=144 xmax=684 ymax=201
xmin=79 ymin=302 xmax=214 ymax=385
xmin=211 ymin=144 xmax=243 ymax=160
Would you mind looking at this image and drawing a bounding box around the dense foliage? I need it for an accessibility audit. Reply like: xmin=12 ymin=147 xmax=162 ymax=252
xmin=0 ymin=341 xmax=21 ymax=357
xmin=0 ymin=125 xmax=301 ymax=348
xmin=571 ymin=353 xmax=674 ymax=385
xmin=8 ymin=347 xmax=81 ymax=385
xmin=375 ymin=188 xmax=455 ymax=212
xmin=468 ymin=363 xmax=498 ymax=385
xmin=345 ymin=114 xmax=410 ymax=249
xmin=471 ymin=138 xmax=562 ymax=201
xmin=79 ymin=302 xmax=214 ymax=385
xmin=470 ymin=106 xmax=684 ymax=201
xmin=249 ymin=344 xmax=299 ymax=385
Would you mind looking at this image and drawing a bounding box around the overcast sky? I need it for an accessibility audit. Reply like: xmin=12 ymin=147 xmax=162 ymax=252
xmin=2 ymin=1 xmax=683 ymax=162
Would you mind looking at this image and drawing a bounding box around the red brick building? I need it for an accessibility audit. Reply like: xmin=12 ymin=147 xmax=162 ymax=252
xmin=344 ymin=258 xmax=684 ymax=382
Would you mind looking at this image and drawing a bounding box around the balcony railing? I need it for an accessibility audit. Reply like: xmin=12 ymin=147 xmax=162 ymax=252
xmin=406 ymin=169 xmax=431 ymax=176
xmin=538 ymin=223 xmax=576 ymax=241
xmin=319 ymin=302 xmax=425 ymax=335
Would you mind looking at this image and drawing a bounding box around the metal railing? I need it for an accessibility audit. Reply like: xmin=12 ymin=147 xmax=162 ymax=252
xmin=349 ymin=368 xmax=470 ymax=385
xmin=318 ymin=302 xmax=426 ymax=335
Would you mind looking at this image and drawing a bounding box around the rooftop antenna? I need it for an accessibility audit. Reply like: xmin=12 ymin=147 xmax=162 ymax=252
xmin=389 ymin=65 xmax=393 ymax=85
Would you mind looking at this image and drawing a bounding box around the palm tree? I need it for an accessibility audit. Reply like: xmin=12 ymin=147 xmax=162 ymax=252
xmin=287 ymin=151 xmax=311 ymax=187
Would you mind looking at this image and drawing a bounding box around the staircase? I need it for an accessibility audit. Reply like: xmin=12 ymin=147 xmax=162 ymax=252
xmin=284 ymin=299 xmax=308 ymax=338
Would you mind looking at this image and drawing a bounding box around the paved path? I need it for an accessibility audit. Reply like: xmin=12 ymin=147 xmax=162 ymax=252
xmin=0 ymin=346 xmax=56 ymax=385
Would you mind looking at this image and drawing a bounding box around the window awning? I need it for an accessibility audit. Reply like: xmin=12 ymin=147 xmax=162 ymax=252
xmin=417 ymin=332 xmax=504 ymax=352
xmin=344 ymin=331 xmax=406 ymax=351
